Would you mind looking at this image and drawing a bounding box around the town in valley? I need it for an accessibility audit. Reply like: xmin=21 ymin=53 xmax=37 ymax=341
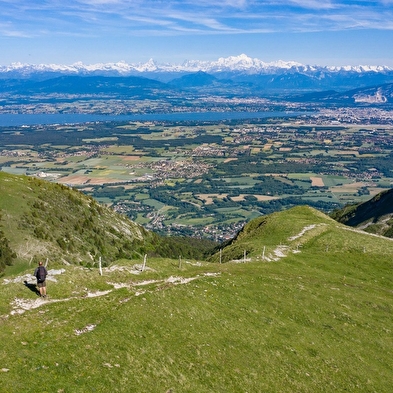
xmin=1 ymin=98 xmax=392 ymax=241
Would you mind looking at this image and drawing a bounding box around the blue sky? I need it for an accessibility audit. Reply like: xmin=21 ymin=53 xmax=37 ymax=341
xmin=1 ymin=0 xmax=393 ymax=66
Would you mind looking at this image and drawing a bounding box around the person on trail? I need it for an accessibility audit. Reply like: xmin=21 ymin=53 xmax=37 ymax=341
xmin=34 ymin=261 xmax=48 ymax=298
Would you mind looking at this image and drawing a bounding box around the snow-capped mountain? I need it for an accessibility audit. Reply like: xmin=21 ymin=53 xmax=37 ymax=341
xmin=1 ymin=54 xmax=393 ymax=94
xmin=1 ymin=54 xmax=392 ymax=78
xmin=180 ymin=54 xmax=304 ymax=73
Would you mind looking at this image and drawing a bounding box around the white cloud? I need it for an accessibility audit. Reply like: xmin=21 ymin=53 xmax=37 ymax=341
xmin=1 ymin=29 xmax=32 ymax=38
xmin=286 ymin=0 xmax=337 ymax=10
xmin=1 ymin=0 xmax=393 ymax=39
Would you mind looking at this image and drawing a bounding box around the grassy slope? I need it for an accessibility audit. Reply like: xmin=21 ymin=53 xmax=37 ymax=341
xmin=331 ymin=188 xmax=393 ymax=237
xmin=1 ymin=206 xmax=392 ymax=392
xmin=0 ymin=172 xmax=215 ymax=275
xmin=0 ymin=171 xmax=149 ymax=268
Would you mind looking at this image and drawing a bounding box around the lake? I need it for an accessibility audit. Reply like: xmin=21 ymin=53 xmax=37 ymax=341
xmin=0 ymin=111 xmax=307 ymax=126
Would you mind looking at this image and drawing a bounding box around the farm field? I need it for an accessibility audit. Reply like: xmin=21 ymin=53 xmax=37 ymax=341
xmin=1 ymin=119 xmax=393 ymax=240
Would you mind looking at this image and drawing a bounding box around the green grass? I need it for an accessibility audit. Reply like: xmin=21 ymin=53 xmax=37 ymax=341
xmin=135 ymin=212 xmax=152 ymax=225
xmin=222 ymin=177 xmax=258 ymax=186
xmin=175 ymin=216 xmax=215 ymax=225
xmin=1 ymin=205 xmax=393 ymax=392
xmin=1 ymin=255 xmax=392 ymax=392
xmin=143 ymin=198 xmax=167 ymax=209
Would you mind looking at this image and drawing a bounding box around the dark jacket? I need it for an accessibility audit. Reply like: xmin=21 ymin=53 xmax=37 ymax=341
xmin=34 ymin=266 xmax=48 ymax=283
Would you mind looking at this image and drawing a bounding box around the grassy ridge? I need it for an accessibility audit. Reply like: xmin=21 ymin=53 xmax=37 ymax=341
xmin=1 ymin=206 xmax=392 ymax=392
xmin=209 ymin=205 xmax=380 ymax=263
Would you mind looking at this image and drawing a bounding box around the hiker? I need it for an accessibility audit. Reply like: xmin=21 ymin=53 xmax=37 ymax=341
xmin=34 ymin=261 xmax=48 ymax=298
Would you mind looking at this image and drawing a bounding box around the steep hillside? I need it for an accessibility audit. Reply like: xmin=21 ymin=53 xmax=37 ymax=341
xmin=331 ymin=188 xmax=393 ymax=237
xmin=0 ymin=172 xmax=215 ymax=274
xmin=1 ymin=205 xmax=392 ymax=392
xmin=0 ymin=172 xmax=151 ymax=269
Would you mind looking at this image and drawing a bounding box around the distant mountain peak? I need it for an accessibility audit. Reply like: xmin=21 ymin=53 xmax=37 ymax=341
xmin=1 ymin=54 xmax=392 ymax=79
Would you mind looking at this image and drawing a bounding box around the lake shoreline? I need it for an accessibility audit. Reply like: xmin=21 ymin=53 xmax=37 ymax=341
xmin=0 ymin=111 xmax=308 ymax=127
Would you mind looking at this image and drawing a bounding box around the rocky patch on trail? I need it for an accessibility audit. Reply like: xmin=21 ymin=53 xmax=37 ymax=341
xmin=3 ymin=269 xmax=66 ymax=286
xmin=5 ymin=270 xmax=221 ymax=317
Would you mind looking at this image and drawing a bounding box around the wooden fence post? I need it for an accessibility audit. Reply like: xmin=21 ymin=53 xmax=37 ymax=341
xmin=99 ymin=256 xmax=103 ymax=276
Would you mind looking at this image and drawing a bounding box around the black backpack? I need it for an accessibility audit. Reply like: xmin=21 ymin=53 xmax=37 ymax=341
xmin=37 ymin=266 xmax=46 ymax=282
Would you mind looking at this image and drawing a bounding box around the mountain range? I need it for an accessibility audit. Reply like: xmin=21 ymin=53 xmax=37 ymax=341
xmin=2 ymin=54 xmax=391 ymax=76
xmin=2 ymin=54 xmax=393 ymax=93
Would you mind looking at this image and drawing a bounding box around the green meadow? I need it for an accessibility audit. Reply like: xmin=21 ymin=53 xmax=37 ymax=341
xmin=1 ymin=206 xmax=392 ymax=392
